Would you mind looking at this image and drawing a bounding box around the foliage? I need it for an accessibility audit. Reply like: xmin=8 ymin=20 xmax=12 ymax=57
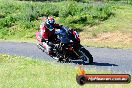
xmin=0 ymin=0 xmax=113 ymax=39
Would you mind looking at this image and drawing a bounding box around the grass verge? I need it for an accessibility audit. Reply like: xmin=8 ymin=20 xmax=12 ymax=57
xmin=80 ymin=4 xmax=132 ymax=49
xmin=0 ymin=54 xmax=131 ymax=88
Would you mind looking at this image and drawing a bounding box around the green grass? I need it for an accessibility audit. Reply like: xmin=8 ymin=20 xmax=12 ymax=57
xmin=0 ymin=0 xmax=113 ymax=39
xmin=0 ymin=54 xmax=132 ymax=88
xmin=80 ymin=4 xmax=132 ymax=49
xmin=84 ymin=4 xmax=132 ymax=34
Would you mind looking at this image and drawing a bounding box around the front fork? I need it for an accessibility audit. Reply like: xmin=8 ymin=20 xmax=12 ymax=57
xmin=73 ymin=49 xmax=80 ymax=57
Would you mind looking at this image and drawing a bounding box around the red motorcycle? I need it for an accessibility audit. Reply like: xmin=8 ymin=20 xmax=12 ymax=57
xmin=36 ymin=27 xmax=93 ymax=64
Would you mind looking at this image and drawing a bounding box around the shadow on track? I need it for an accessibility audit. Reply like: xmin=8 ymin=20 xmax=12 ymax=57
xmin=72 ymin=61 xmax=118 ymax=66
xmin=91 ymin=62 xmax=118 ymax=66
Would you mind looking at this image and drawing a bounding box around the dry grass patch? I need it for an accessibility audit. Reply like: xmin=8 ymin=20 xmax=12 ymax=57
xmin=80 ymin=31 xmax=132 ymax=49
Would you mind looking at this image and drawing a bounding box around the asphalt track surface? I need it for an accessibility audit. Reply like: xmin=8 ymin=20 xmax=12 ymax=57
xmin=0 ymin=41 xmax=132 ymax=74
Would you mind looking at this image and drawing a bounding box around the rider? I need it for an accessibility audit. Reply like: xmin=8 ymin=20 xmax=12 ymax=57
xmin=39 ymin=16 xmax=62 ymax=55
xmin=40 ymin=16 xmax=61 ymax=44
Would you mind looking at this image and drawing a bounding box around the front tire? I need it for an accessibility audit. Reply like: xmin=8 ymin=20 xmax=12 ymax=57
xmin=79 ymin=47 xmax=93 ymax=64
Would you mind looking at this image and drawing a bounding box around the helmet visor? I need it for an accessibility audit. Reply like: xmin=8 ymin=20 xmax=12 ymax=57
xmin=49 ymin=25 xmax=54 ymax=31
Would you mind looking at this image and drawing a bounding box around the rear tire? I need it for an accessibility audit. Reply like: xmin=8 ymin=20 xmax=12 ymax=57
xmin=79 ymin=47 xmax=93 ymax=64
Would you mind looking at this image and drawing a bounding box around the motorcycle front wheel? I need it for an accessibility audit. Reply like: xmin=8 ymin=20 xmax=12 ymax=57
xmin=79 ymin=47 xmax=93 ymax=64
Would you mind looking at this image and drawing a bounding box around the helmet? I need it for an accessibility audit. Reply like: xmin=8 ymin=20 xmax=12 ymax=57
xmin=46 ymin=17 xmax=55 ymax=31
xmin=46 ymin=17 xmax=55 ymax=25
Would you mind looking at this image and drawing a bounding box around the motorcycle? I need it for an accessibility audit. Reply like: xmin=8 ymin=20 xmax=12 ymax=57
xmin=36 ymin=26 xmax=93 ymax=64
